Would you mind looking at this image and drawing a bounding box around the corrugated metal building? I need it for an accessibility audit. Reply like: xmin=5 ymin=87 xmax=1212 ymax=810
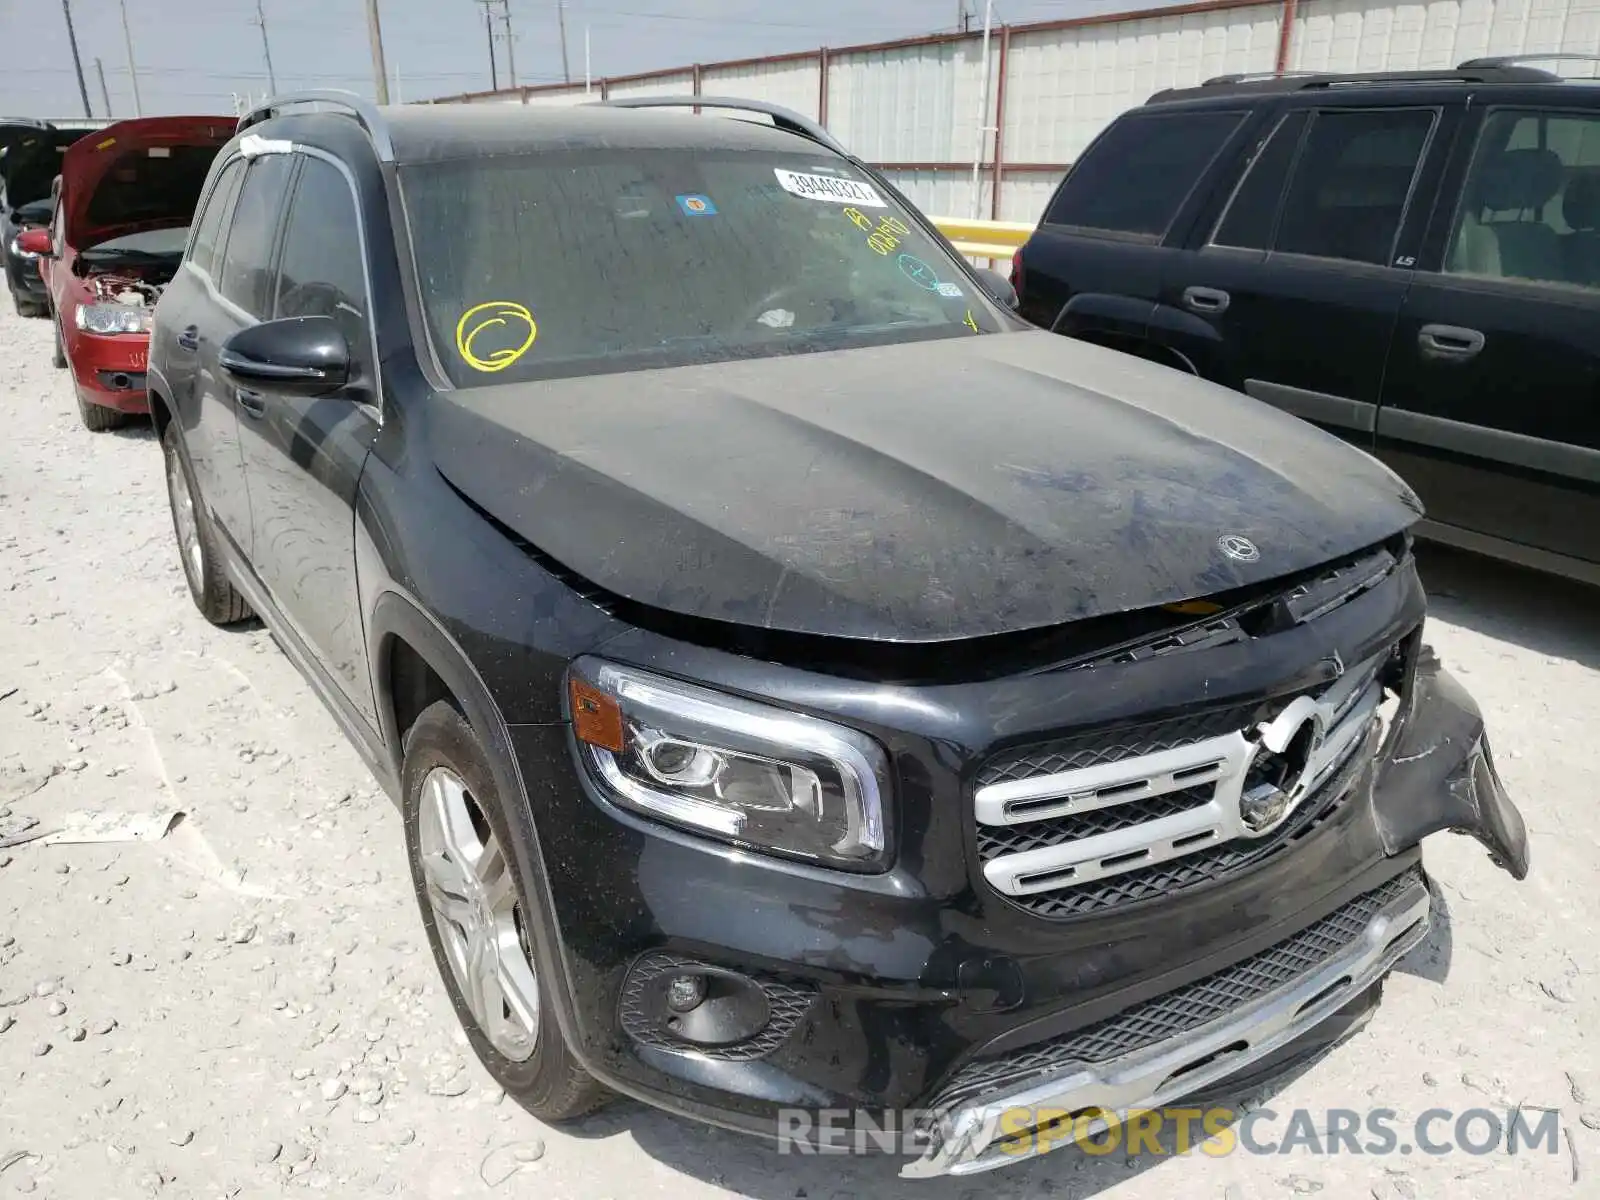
xmin=428 ymin=0 xmax=1600 ymax=223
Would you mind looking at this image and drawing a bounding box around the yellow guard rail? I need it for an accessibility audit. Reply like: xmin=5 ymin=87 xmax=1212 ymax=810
xmin=928 ymin=216 xmax=1034 ymax=261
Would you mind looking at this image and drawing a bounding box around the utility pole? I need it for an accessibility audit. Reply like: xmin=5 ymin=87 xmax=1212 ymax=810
xmin=251 ymin=0 xmax=278 ymax=96
xmin=502 ymin=0 xmax=517 ymax=89
xmin=557 ymin=0 xmax=571 ymax=84
xmin=60 ymin=0 xmax=93 ymax=120
xmin=119 ymin=0 xmax=144 ymax=116
xmin=94 ymin=58 xmax=112 ymax=118
xmin=477 ymin=1 xmax=498 ymax=90
xmin=366 ymin=0 xmax=391 ymax=103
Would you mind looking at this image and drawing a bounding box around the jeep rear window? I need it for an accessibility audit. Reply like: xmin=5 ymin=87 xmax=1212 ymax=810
xmin=398 ymin=148 xmax=1005 ymax=388
xmin=1043 ymin=109 xmax=1246 ymax=239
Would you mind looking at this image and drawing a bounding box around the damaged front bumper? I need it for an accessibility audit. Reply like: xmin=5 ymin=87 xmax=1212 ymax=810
xmin=902 ymin=647 xmax=1528 ymax=1178
xmin=1370 ymin=645 xmax=1529 ymax=881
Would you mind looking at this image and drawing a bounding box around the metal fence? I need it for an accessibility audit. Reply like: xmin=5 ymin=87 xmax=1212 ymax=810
xmin=425 ymin=0 xmax=1600 ymax=225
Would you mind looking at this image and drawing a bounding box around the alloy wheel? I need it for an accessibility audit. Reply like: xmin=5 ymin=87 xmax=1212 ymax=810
xmin=166 ymin=447 xmax=204 ymax=592
xmin=417 ymin=766 xmax=540 ymax=1062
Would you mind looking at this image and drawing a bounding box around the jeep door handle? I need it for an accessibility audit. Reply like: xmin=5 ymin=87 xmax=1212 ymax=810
xmin=175 ymin=325 xmax=199 ymax=352
xmin=1183 ymin=286 xmax=1230 ymax=315
xmin=1418 ymin=324 xmax=1485 ymax=361
xmin=235 ymin=387 xmax=267 ymax=417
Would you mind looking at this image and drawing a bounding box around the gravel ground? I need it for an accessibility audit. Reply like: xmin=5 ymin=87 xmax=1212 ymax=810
xmin=0 ymin=296 xmax=1594 ymax=1200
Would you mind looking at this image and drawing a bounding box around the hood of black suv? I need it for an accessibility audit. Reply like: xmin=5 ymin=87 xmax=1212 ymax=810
xmin=429 ymin=331 xmax=1422 ymax=643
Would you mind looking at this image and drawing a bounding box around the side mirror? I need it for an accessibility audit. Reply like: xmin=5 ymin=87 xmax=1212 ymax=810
xmin=15 ymin=227 xmax=53 ymax=258
xmin=219 ymin=316 xmax=351 ymax=396
xmin=975 ymin=266 xmax=1019 ymax=311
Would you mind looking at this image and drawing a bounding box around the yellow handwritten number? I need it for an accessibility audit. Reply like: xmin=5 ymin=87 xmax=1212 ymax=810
xmin=455 ymin=301 xmax=538 ymax=373
xmin=964 ymin=309 xmax=980 ymax=333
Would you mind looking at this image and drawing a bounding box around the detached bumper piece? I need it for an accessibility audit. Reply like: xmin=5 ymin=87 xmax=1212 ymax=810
xmin=1370 ymin=649 xmax=1529 ymax=881
xmin=902 ymin=869 xmax=1431 ymax=1178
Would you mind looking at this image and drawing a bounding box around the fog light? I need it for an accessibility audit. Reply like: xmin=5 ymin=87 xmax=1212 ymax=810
xmin=665 ymin=974 xmax=706 ymax=1013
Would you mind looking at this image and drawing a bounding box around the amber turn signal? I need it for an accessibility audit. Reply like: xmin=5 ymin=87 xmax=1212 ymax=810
xmin=570 ymin=677 xmax=625 ymax=752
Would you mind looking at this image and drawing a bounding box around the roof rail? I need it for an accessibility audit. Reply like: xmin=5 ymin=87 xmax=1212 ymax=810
xmin=237 ymin=90 xmax=394 ymax=161
xmin=1201 ymin=70 xmax=1321 ymax=85
xmin=595 ymin=95 xmax=850 ymax=157
xmin=1154 ymin=63 xmax=1559 ymax=101
xmin=1459 ymin=53 xmax=1600 ymax=74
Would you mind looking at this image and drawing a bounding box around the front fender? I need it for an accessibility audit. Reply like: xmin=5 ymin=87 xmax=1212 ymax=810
xmin=1371 ymin=645 xmax=1530 ymax=880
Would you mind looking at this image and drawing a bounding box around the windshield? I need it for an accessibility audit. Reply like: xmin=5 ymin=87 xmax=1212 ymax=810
xmin=399 ymin=148 xmax=1003 ymax=387
xmin=83 ymin=227 xmax=190 ymax=257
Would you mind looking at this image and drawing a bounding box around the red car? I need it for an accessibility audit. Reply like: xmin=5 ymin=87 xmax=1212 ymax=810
xmin=18 ymin=115 xmax=231 ymax=431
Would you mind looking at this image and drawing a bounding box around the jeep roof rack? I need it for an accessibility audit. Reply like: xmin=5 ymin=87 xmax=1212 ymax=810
xmin=595 ymin=95 xmax=850 ymax=157
xmin=237 ymin=89 xmax=395 ymax=161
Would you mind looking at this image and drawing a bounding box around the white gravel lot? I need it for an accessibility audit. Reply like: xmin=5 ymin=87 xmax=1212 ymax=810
xmin=0 ymin=296 xmax=1594 ymax=1200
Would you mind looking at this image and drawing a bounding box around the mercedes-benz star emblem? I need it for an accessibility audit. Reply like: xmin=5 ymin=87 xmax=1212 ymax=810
xmin=1217 ymin=534 xmax=1260 ymax=563
xmin=1239 ymin=700 xmax=1327 ymax=837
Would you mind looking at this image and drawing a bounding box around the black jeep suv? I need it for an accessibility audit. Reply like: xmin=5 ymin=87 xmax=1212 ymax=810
xmin=148 ymin=91 xmax=1527 ymax=1177
xmin=1014 ymin=56 xmax=1600 ymax=588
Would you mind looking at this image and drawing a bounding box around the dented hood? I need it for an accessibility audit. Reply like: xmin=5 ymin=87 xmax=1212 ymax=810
xmin=428 ymin=331 xmax=1422 ymax=643
xmin=59 ymin=115 xmax=230 ymax=249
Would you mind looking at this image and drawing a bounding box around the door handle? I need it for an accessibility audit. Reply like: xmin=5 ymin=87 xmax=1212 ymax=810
xmin=1183 ymin=286 xmax=1230 ymax=315
xmin=235 ymin=387 xmax=267 ymax=418
xmin=175 ymin=325 xmax=199 ymax=352
xmin=1418 ymin=324 xmax=1484 ymax=361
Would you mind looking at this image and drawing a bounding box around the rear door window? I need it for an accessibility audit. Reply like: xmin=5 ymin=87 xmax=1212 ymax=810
xmin=1042 ymin=109 xmax=1247 ymax=240
xmin=188 ymin=157 xmax=244 ymax=278
xmin=1211 ymin=110 xmax=1311 ymax=250
xmin=217 ymin=154 xmax=295 ymax=317
xmin=1271 ymin=108 xmax=1437 ymax=266
xmin=1445 ymin=108 xmax=1600 ymax=290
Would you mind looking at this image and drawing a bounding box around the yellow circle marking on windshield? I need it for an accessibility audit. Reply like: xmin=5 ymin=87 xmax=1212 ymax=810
xmin=455 ymin=301 xmax=538 ymax=373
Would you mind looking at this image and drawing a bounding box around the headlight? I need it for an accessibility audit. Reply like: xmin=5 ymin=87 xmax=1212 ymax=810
xmin=75 ymin=303 xmax=150 ymax=335
xmin=9 ymin=236 xmax=39 ymax=260
xmin=567 ymin=658 xmax=891 ymax=871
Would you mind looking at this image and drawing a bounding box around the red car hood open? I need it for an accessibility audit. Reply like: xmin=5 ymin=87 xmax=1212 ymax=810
xmin=60 ymin=115 xmax=232 ymax=250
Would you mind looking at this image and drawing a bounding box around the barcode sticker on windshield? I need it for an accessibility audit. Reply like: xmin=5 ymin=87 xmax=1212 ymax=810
xmin=773 ymin=168 xmax=886 ymax=208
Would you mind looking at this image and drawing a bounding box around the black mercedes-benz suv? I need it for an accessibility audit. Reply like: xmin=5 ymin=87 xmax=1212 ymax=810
xmin=147 ymin=91 xmax=1529 ymax=1177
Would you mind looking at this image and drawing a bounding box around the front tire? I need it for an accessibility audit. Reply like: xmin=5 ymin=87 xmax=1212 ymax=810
xmin=77 ymin=390 xmax=128 ymax=432
xmin=51 ymin=320 xmax=66 ymax=369
xmin=402 ymin=700 xmax=610 ymax=1121
xmin=160 ymin=422 xmax=252 ymax=624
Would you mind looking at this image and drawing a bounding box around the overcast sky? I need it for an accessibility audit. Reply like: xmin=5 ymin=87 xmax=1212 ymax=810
xmin=2 ymin=0 xmax=1152 ymax=118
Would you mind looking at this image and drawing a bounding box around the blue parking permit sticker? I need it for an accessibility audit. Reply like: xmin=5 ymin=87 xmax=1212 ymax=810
xmin=936 ymin=281 xmax=963 ymax=298
xmin=677 ymin=194 xmax=717 ymax=216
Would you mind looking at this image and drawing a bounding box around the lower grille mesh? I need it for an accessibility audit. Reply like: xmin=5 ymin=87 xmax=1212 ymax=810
xmin=930 ymin=868 xmax=1423 ymax=1111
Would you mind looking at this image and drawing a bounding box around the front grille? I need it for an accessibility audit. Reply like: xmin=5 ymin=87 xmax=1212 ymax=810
xmin=930 ymin=868 xmax=1422 ymax=1112
xmin=976 ymin=706 xmax=1259 ymax=789
xmin=976 ymin=785 xmax=1213 ymax=859
xmin=1007 ymin=746 xmax=1363 ymax=918
xmin=974 ymin=646 xmax=1397 ymax=919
